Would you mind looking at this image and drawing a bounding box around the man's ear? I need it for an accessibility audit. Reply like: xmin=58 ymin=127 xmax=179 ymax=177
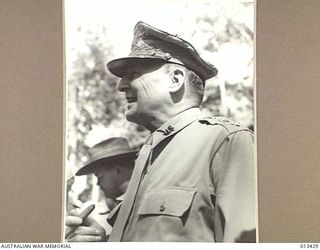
xmin=115 ymin=165 xmax=121 ymax=176
xmin=168 ymin=68 xmax=186 ymax=92
xmin=114 ymin=165 xmax=123 ymax=185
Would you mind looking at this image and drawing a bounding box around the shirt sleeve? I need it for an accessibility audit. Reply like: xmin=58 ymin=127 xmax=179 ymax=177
xmin=211 ymin=130 xmax=256 ymax=242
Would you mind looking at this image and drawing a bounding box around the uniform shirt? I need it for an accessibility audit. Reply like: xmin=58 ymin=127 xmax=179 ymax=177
xmin=109 ymin=108 xmax=256 ymax=242
xmin=91 ymin=199 xmax=112 ymax=235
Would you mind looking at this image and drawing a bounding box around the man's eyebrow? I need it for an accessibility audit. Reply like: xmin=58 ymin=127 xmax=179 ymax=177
xmin=124 ymin=71 xmax=142 ymax=80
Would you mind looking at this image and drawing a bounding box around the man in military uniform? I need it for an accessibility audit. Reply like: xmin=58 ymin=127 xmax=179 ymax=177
xmin=65 ymin=137 xmax=137 ymax=242
xmin=104 ymin=21 xmax=256 ymax=242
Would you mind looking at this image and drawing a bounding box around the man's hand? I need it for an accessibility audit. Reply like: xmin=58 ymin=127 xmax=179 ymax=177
xmin=65 ymin=209 xmax=107 ymax=242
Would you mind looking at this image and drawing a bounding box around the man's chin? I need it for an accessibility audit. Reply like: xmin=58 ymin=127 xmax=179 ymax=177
xmin=125 ymin=109 xmax=137 ymax=122
xmin=125 ymin=110 xmax=145 ymax=127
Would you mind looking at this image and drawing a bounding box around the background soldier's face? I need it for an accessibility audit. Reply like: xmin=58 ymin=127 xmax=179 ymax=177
xmin=93 ymin=165 xmax=120 ymax=199
xmin=118 ymin=62 xmax=172 ymax=126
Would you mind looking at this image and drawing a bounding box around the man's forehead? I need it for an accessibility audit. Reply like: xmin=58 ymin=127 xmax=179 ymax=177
xmin=120 ymin=59 xmax=166 ymax=77
xmin=92 ymin=162 xmax=114 ymax=172
xmin=92 ymin=165 xmax=105 ymax=172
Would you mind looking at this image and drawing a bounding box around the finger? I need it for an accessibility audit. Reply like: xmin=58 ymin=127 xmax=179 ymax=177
xmin=65 ymin=216 xmax=82 ymax=226
xmin=73 ymin=226 xmax=103 ymax=236
xmin=68 ymin=234 xmax=103 ymax=242
xmin=65 ymin=232 xmax=76 ymax=241
xmin=82 ymin=216 xmax=104 ymax=230
xmin=69 ymin=209 xmax=81 ymax=216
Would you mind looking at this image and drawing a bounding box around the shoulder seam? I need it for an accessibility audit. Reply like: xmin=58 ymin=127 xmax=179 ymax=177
xmin=198 ymin=117 xmax=249 ymax=134
xmin=210 ymin=128 xmax=252 ymax=164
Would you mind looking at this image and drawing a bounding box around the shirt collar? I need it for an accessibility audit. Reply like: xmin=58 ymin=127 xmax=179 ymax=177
xmin=151 ymin=107 xmax=202 ymax=149
xmin=96 ymin=199 xmax=110 ymax=214
xmin=116 ymin=193 xmax=126 ymax=202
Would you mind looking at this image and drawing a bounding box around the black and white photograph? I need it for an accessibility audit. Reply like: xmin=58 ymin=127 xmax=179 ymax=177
xmin=63 ymin=0 xmax=256 ymax=242
xmin=2 ymin=0 xmax=320 ymax=244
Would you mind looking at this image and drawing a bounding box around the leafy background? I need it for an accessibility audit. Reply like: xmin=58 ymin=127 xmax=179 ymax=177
xmin=65 ymin=0 xmax=254 ymax=207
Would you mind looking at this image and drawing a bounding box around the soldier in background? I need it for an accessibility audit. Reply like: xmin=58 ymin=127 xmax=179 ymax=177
xmin=65 ymin=137 xmax=137 ymax=242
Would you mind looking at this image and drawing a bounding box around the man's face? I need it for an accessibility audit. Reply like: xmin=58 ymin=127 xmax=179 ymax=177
xmin=117 ymin=61 xmax=171 ymax=126
xmin=93 ymin=165 xmax=120 ymax=199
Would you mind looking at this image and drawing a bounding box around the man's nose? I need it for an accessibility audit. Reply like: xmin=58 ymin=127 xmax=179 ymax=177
xmin=117 ymin=77 xmax=130 ymax=92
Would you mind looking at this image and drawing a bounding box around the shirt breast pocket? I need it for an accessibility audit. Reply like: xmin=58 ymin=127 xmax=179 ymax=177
xmin=137 ymin=187 xmax=197 ymax=218
xmin=133 ymin=187 xmax=198 ymax=241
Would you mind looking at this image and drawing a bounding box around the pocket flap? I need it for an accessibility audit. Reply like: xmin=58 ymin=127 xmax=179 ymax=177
xmin=137 ymin=187 xmax=197 ymax=217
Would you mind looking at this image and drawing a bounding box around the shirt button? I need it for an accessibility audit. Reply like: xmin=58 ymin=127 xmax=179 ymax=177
xmin=159 ymin=205 xmax=165 ymax=212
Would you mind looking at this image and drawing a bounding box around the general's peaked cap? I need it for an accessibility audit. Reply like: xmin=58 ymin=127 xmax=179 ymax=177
xmin=107 ymin=21 xmax=218 ymax=82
